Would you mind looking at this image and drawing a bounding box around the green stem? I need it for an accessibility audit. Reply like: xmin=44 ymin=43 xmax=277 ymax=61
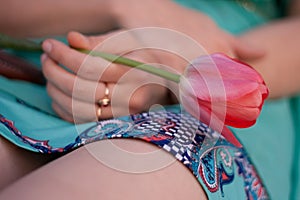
xmin=0 ymin=33 xmax=43 ymax=52
xmin=0 ymin=33 xmax=181 ymax=83
xmin=79 ymin=49 xmax=180 ymax=83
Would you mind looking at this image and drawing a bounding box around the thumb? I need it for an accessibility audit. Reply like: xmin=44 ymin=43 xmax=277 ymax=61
xmin=67 ymin=31 xmax=91 ymax=50
xmin=232 ymin=37 xmax=265 ymax=61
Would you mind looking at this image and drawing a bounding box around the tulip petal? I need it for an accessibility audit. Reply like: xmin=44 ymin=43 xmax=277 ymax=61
xmin=180 ymin=53 xmax=269 ymax=130
xmin=220 ymin=126 xmax=242 ymax=148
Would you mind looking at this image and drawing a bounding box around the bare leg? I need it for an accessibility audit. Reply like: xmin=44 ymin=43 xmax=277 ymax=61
xmin=0 ymin=136 xmax=57 ymax=190
xmin=0 ymin=139 xmax=207 ymax=200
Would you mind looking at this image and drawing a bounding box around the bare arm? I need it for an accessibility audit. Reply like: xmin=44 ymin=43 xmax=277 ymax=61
xmin=0 ymin=0 xmax=118 ymax=37
xmin=238 ymin=6 xmax=300 ymax=99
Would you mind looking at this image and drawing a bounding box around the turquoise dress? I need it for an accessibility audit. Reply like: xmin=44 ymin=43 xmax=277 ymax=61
xmin=0 ymin=0 xmax=298 ymax=199
xmin=173 ymin=0 xmax=298 ymax=199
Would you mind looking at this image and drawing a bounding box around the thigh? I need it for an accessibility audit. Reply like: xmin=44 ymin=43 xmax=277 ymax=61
xmin=0 ymin=136 xmax=55 ymax=190
xmin=0 ymin=139 xmax=207 ymax=200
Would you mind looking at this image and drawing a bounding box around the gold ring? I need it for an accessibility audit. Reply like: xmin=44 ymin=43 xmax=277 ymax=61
xmin=97 ymin=83 xmax=110 ymax=107
xmin=104 ymin=86 xmax=109 ymax=96
xmin=96 ymin=106 xmax=102 ymax=121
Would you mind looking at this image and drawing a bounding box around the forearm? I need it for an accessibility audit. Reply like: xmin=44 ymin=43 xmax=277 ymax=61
xmin=238 ymin=16 xmax=300 ymax=99
xmin=0 ymin=0 xmax=118 ymax=37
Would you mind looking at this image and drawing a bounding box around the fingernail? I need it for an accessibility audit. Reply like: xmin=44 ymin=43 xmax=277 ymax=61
xmin=41 ymin=53 xmax=47 ymax=63
xmin=42 ymin=41 xmax=52 ymax=53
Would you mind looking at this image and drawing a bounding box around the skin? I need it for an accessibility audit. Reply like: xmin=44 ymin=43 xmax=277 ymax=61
xmin=0 ymin=139 xmax=207 ymax=200
xmin=40 ymin=0 xmax=264 ymax=123
xmin=0 ymin=0 xmax=299 ymax=199
xmin=238 ymin=16 xmax=300 ymax=98
xmin=0 ymin=137 xmax=57 ymax=190
xmin=41 ymin=31 xmax=170 ymax=123
xmin=0 ymin=0 xmax=117 ymax=37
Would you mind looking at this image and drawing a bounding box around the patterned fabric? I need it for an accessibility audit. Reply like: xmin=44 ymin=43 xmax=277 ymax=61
xmin=0 ymin=107 xmax=269 ymax=199
xmin=0 ymin=0 xmax=297 ymax=199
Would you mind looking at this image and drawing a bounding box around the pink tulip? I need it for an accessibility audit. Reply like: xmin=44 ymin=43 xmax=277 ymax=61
xmin=180 ymin=53 xmax=268 ymax=143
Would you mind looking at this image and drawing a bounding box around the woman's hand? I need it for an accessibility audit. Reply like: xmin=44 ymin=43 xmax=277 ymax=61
xmin=40 ymin=0 xmax=266 ymax=123
xmin=41 ymin=31 xmax=170 ymax=123
xmin=111 ymin=0 xmax=264 ymax=69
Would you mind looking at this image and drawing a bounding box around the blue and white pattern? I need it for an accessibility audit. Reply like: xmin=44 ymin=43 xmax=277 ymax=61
xmin=0 ymin=108 xmax=269 ymax=199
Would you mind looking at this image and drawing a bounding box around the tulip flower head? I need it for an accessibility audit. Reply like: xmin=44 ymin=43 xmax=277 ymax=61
xmin=180 ymin=53 xmax=269 ymax=136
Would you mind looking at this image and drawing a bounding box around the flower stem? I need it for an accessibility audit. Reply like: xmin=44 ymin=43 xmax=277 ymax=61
xmin=78 ymin=49 xmax=181 ymax=83
xmin=0 ymin=33 xmax=180 ymax=83
xmin=0 ymin=33 xmax=43 ymax=52
xmin=0 ymin=33 xmax=181 ymax=83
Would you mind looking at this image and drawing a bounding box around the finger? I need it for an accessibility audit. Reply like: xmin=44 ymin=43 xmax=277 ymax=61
xmin=47 ymin=81 xmax=125 ymax=123
xmin=67 ymin=31 xmax=91 ymax=50
xmin=74 ymin=49 xmax=157 ymax=83
xmin=52 ymin=101 xmax=75 ymax=123
xmin=46 ymin=82 xmax=74 ymax=118
xmin=67 ymin=31 xmax=111 ymax=50
xmin=233 ymin=37 xmax=266 ymax=61
xmin=47 ymin=82 xmax=96 ymax=122
xmin=67 ymin=31 xmax=163 ymax=83
xmin=129 ymin=84 xmax=168 ymax=114
xmin=42 ymin=39 xmax=130 ymax=82
xmin=52 ymin=96 xmax=117 ymax=124
xmin=42 ymin=39 xmax=87 ymax=74
xmin=43 ymin=55 xmax=117 ymax=104
xmin=72 ymin=80 xmax=115 ymax=104
xmin=68 ymin=30 xmax=144 ymax=54
xmin=42 ymin=53 xmax=77 ymax=97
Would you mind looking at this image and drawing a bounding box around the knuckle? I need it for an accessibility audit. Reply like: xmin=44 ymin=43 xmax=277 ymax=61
xmin=63 ymin=96 xmax=73 ymax=112
xmin=52 ymin=102 xmax=73 ymax=122
xmin=129 ymin=90 xmax=148 ymax=111
xmin=64 ymin=80 xmax=75 ymax=95
xmin=42 ymin=60 xmax=54 ymax=80
xmin=45 ymin=83 xmax=53 ymax=98
xmin=79 ymin=63 xmax=97 ymax=78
